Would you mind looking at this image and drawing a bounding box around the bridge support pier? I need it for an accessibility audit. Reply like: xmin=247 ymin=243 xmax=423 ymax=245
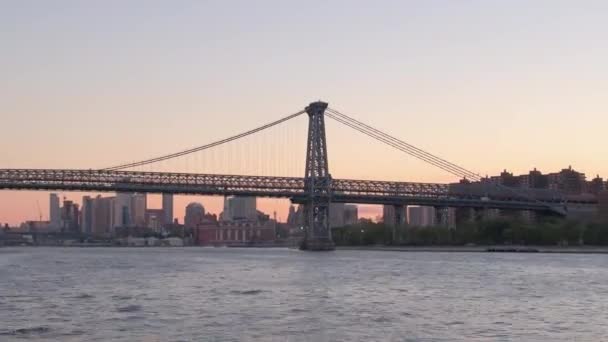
xmin=300 ymin=101 xmax=335 ymax=251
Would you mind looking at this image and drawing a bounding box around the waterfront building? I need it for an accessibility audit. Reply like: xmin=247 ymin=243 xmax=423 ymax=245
xmin=49 ymin=193 xmax=61 ymax=230
xmin=162 ymin=193 xmax=174 ymax=225
xmin=61 ymin=199 xmax=80 ymax=232
xmin=92 ymin=196 xmax=113 ymax=237
xmin=130 ymin=194 xmax=147 ymax=227
xmin=195 ymin=220 xmax=276 ymax=246
xmin=113 ymin=193 xmax=132 ymax=229
xmin=81 ymin=196 xmax=93 ymax=234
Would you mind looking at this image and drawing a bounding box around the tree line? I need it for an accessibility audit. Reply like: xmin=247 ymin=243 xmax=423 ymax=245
xmin=331 ymin=218 xmax=608 ymax=246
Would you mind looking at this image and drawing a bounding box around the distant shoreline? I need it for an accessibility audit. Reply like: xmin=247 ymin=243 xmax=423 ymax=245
xmin=4 ymin=244 xmax=608 ymax=254
xmin=336 ymin=245 xmax=608 ymax=254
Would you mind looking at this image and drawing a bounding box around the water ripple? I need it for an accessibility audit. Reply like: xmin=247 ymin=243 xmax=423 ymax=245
xmin=1 ymin=247 xmax=608 ymax=341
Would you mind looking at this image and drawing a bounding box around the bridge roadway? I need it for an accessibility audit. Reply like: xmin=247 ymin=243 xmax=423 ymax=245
xmin=0 ymin=169 xmax=595 ymax=214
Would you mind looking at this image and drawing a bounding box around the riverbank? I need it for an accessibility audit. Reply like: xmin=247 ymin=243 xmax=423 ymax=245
xmin=337 ymin=245 xmax=608 ymax=254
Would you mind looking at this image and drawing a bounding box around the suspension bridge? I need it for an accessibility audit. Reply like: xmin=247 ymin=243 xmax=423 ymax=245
xmin=0 ymin=101 xmax=596 ymax=250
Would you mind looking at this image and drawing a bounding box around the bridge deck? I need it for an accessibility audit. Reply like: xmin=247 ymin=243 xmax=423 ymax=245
xmin=0 ymin=169 xmax=597 ymax=214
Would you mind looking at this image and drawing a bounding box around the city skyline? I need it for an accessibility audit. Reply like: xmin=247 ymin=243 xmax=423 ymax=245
xmin=2 ymin=1 xmax=608 ymax=224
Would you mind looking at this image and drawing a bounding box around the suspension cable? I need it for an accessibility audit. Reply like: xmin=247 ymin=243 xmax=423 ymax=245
xmin=325 ymin=111 xmax=477 ymax=180
xmin=325 ymin=108 xmax=553 ymax=206
xmin=327 ymin=108 xmax=482 ymax=181
xmin=103 ymin=110 xmax=306 ymax=171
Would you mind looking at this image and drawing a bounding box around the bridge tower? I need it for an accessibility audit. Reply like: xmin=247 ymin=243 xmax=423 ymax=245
xmin=301 ymin=101 xmax=334 ymax=251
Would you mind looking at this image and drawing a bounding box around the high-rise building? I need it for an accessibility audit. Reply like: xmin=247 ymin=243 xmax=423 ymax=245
xmin=184 ymin=202 xmax=205 ymax=228
xmin=61 ymin=199 xmax=80 ymax=232
xmin=408 ymin=206 xmax=435 ymax=227
xmin=108 ymin=192 xmax=147 ymax=229
xmin=113 ymin=193 xmax=132 ymax=228
xmin=162 ymin=193 xmax=174 ymax=225
xmin=49 ymin=193 xmax=61 ymax=230
xmin=92 ymin=196 xmax=113 ymax=236
xmin=130 ymin=194 xmax=147 ymax=227
xmin=81 ymin=196 xmax=94 ymax=234
xmin=221 ymin=196 xmax=256 ymax=222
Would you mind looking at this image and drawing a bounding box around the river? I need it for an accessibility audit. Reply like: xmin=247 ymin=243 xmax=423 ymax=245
xmin=1 ymin=247 xmax=607 ymax=341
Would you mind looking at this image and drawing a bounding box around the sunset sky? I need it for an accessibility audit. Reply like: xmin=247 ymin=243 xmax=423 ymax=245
xmin=1 ymin=1 xmax=607 ymax=225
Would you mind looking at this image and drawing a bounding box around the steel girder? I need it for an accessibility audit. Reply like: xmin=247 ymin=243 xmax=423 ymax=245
xmin=0 ymin=169 xmax=596 ymax=215
xmin=332 ymin=179 xmax=449 ymax=197
xmin=0 ymin=169 xmax=305 ymax=198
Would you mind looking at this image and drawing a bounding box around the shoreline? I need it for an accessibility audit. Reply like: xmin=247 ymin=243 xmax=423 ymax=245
xmin=336 ymin=245 xmax=608 ymax=254
xmin=4 ymin=244 xmax=608 ymax=254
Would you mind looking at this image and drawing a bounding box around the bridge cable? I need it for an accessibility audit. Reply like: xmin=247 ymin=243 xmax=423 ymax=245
xmin=102 ymin=110 xmax=306 ymax=171
xmin=327 ymin=108 xmax=481 ymax=181
xmin=325 ymin=110 xmax=478 ymax=180
xmin=325 ymin=108 xmax=557 ymax=207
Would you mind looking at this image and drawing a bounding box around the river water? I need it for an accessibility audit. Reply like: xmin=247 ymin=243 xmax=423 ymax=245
xmin=1 ymin=247 xmax=607 ymax=341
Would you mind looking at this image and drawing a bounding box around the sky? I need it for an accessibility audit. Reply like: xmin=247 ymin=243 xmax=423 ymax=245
xmin=1 ymin=0 xmax=607 ymax=225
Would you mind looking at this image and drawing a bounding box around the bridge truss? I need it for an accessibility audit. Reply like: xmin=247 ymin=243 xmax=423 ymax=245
xmin=0 ymin=168 xmax=589 ymax=213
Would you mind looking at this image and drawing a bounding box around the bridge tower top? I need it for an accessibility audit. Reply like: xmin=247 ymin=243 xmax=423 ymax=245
xmin=305 ymin=101 xmax=328 ymax=117
xmin=304 ymin=101 xmax=330 ymax=179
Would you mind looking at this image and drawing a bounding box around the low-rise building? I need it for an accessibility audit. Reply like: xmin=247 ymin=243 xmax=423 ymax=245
xmin=195 ymin=220 xmax=276 ymax=246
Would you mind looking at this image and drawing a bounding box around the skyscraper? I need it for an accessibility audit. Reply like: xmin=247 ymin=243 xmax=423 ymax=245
xmin=61 ymin=199 xmax=80 ymax=232
xmin=222 ymin=196 xmax=256 ymax=221
xmin=130 ymin=194 xmax=147 ymax=227
xmin=49 ymin=193 xmax=61 ymax=230
xmin=162 ymin=193 xmax=174 ymax=225
xmin=92 ymin=195 xmax=113 ymax=236
xmin=81 ymin=196 xmax=93 ymax=234
xmin=113 ymin=193 xmax=132 ymax=228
